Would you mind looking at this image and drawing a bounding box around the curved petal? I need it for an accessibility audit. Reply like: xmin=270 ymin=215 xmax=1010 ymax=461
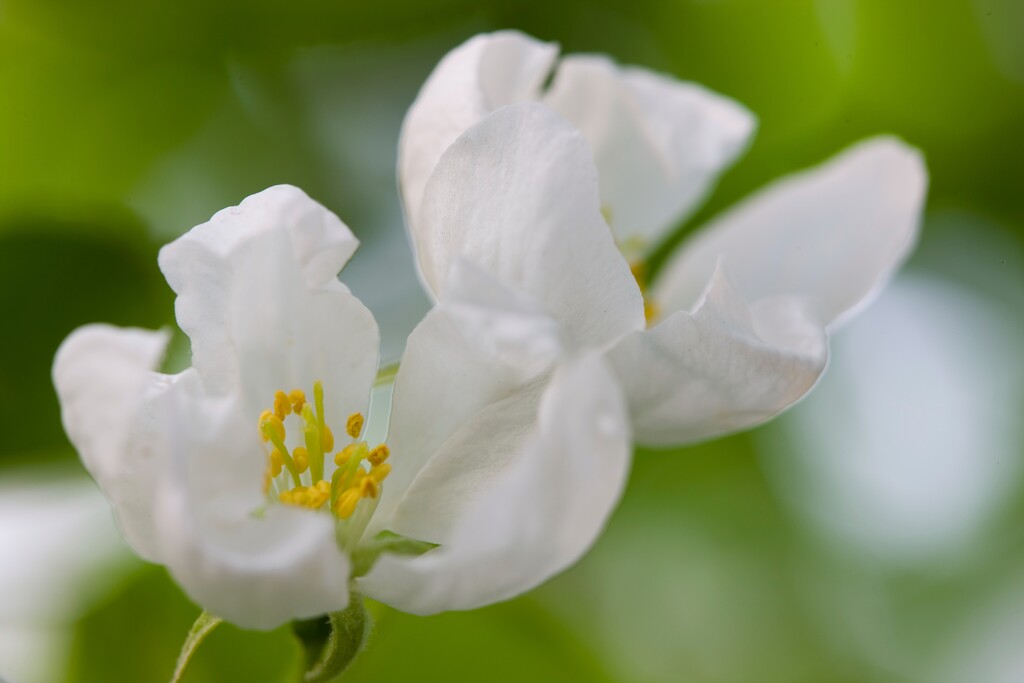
xmin=358 ymin=353 xmax=631 ymax=615
xmin=607 ymin=266 xmax=828 ymax=446
xmin=52 ymin=324 xmax=170 ymax=561
xmin=158 ymin=185 xmax=379 ymax=423
xmin=400 ymin=31 xmax=754 ymax=258
xmin=417 ymin=103 xmax=644 ymax=348
xmin=543 ymin=55 xmax=755 ymax=250
xmin=653 ymin=137 xmax=928 ymax=328
xmin=398 ymin=31 xmax=558 ymax=238
xmin=371 ymin=259 xmax=562 ymax=535
xmin=150 ymin=383 xmax=351 ymax=630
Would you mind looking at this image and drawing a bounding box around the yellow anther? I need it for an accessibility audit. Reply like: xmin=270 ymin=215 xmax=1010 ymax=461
xmin=258 ymin=410 xmax=273 ymax=442
xmin=370 ymin=462 xmax=391 ymax=483
xmin=346 ymin=413 xmax=364 ymax=439
xmin=335 ymin=488 xmax=361 ymax=519
xmin=279 ymin=481 xmax=331 ymax=510
xmin=289 ymin=389 xmax=306 ymax=415
xmin=292 ymin=447 xmax=309 ymax=474
xmin=335 ymin=443 xmax=358 ymax=467
xmin=322 ymin=425 xmax=335 ymax=453
xmin=359 ymin=477 xmax=379 ymax=499
xmin=260 ymin=412 xmax=286 ymax=443
xmin=269 ymin=449 xmax=285 ymax=477
xmin=273 ymin=391 xmax=291 ymax=420
xmin=368 ymin=444 xmax=390 ymax=466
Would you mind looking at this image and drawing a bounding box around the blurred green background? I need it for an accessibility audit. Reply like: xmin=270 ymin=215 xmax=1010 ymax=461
xmin=2 ymin=1 xmax=1023 ymax=681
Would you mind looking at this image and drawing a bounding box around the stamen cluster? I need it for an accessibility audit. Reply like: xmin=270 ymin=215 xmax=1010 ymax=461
xmin=258 ymin=381 xmax=391 ymax=523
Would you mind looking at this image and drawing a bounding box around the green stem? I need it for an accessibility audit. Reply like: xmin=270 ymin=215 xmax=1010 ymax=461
xmin=170 ymin=611 xmax=223 ymax=683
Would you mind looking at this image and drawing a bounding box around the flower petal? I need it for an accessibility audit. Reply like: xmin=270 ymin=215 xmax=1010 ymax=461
xmin=398 ymin=31 xmax=558 ymax=236
xmin=417 ymin=103 xmax=644 ymax=348
xmin=158 ymin=185 xmax=379 ymax=422
xmin=371 ymin=258 xmax=562 ymax=534
xmin=400 ymin=31 xmax=754 ymax=256
xmin=652 ymin=137 xmax=927 ymax=328
xmin=358 ymin=353 xmax=630 ymax=615
xmin=543 ymin=55 xmax=755 ymax=250
xmin=52 ymin=324 xmax=170 ymax=561
xmin=149 ymin=384 xmax=351 ymax=630
xmin=608 ymin=265 xmax=828 ymax=446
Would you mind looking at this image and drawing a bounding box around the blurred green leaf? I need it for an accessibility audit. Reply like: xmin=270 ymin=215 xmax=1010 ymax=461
xmin=0 ymin=218 xmax=171 ymax=465
xmin=67 ymin=567 xmax=300 ymax=683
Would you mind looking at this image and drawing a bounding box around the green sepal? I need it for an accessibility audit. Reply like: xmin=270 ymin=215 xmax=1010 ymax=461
xmin=351 ymin=530 xmax=439 ymax=578
xmin=292 ymin=596 xmax=371 ymax=683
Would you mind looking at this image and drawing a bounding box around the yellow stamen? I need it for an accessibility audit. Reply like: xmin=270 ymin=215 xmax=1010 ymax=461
xmin=360 ymin=477 xmax=378 ymax=499
xmin=279 ymin=480 xmax=332 ymax=510
xmin=335 ymin=488 xmax=361 ymax=519
xmin=370 ymin=462 xmax=391 ymax=484
xmin=273 ymin=390 xmax=291 ymax=420
xmin=335 ymin=443 xmax=358 ymax=467
xmin=322 ymin=425 xmax=335 ymax=453
xmin=346 ymin=413 xmax=364 ymax=439
xmin=259 ymin=412 xmax=286 ymax=444
xmin=269 ymin=449 xmax=284 ymax=477
xmin=292 ymin=446 xmax=309 ymax=474
xmin=368 ymin=444 xmax=389 ymax=466
xmin=289 ymin=389 xmax=306 ymax=415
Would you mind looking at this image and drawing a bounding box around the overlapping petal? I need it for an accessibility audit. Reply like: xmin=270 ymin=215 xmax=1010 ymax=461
xmin=417 ymin=103 xmax=644 ymax=348
xmin=608 ymin=266 xmax=828 ymax=446
xmin=370 ymin=259 xmax=562 ymax=533
xmin=544 ymin=55 xmax=754 ymax=248
xmin=359 ymin=353 xmax=630 ymax=615
xmin=400 ymin=31 xmax=754 ymax=253
xmin=158 ymin=184 xmax=379 ymax=422
xmin=399 ymin=31 xmax=558 ymax=226
xmin=653 ymin=137 xmax=928 ymax=328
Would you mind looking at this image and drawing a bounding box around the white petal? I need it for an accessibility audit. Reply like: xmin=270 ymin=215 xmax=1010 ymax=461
xmin=52 ymin=324 xmax=170 ymax=561
xmin=398 ymin=31 xmax=558 ymax=237
xmin=417 ymin=103 xmax=644 ymax=348
xmin=543 ymin=55 xmax=755 ymax=249
xmin=151 ymin=385 xmax=351 ymax=630
xmin=371 ymin=259 xmax=562 ymax=534
xmin=158 ymin=185 xmax=379 ymax=423
xmin=400 ymin=31 xmax=754 ymax=257
xmin=358 ymin=354 xmax=630 ymax=615
xmin=608 ymin=266 xmax=828 ymax=446
xmin=653 ymin=137 xmax=928 ymax=328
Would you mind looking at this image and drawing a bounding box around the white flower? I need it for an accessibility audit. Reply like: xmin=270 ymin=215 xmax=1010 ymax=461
xmin=53 ymin=184 xmax=632 ymax=627
xmin=399 ymin=30 xmax=754 ymax=261
xmin=398 ymin=31 xmax=928 ymax=446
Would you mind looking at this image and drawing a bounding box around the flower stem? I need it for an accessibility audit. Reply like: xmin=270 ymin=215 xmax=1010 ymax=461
xmin=169 ymin=611 xmax=223 ymax=683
